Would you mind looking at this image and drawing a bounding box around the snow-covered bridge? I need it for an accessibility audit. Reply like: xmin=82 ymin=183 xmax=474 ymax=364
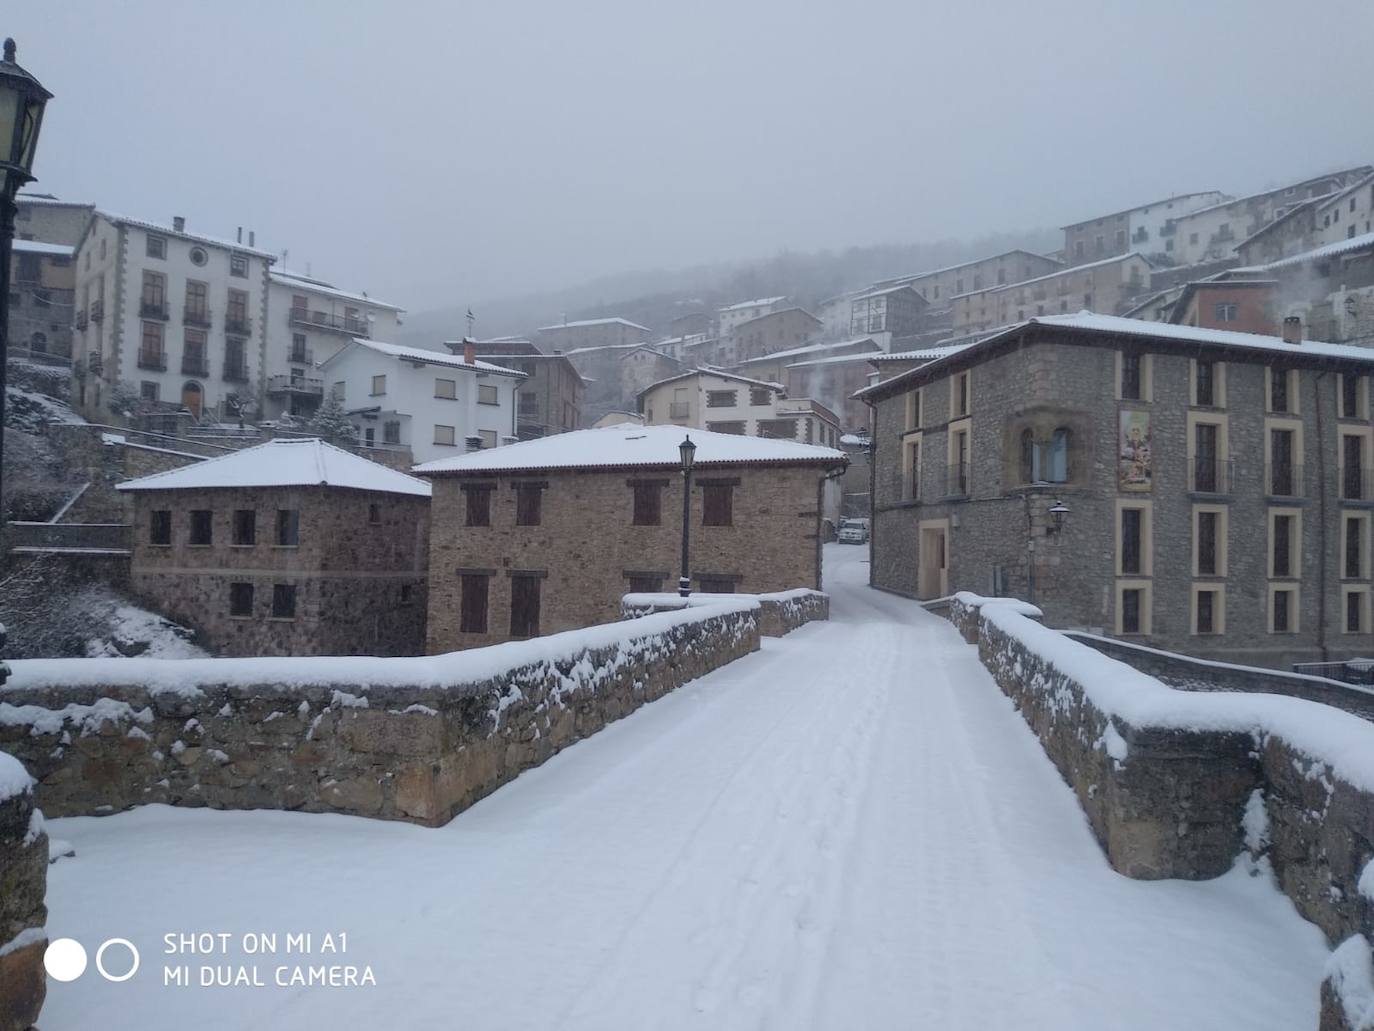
xmin=39 ymin=545 xmax=1327 ymax=1029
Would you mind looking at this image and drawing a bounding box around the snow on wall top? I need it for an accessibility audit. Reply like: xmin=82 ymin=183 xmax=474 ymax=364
xmin=97 ymin=211 xmax=277 ymax=259
xmin=12 ymin=239 xmax=74 ymax=257
xmin=115 ymin=438 xmax=432 ymax=497
xmin=1236 ymin=229 xmax=1374 ymax=273
xmin=0 ymin=751 xmax=35 ymax=802
xmin=414 ymin=424 xmax=846 ymax=476
xmin=269 ymin=270 xmax=404 ymax=312
xmin=719 ymin=296 xmax=786 ymax=312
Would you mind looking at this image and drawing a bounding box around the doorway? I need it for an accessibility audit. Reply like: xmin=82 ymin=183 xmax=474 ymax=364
xmin=181 ymin=381 xmax=203 ymax=420
xmin=918 ymin=520 xmax=949 ymax=599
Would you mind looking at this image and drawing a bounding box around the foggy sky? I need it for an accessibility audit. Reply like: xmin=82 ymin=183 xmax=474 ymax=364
xmin=12 ymin=0 xmax=1374 ymax=317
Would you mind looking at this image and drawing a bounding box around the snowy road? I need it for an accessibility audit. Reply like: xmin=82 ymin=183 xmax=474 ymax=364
xmin=41 ymin=544 xmax=1328 ymax=1029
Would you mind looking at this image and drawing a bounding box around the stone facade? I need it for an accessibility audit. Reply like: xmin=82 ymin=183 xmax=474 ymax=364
xmin=951 ymin=253 xmax=1153 ymax=334
xmin=0 ymin=758 xmax=48 ymax=1031
xmin=721 ymin=307 xmax=822 ymax=365
xmin=9 ymin=240 xmax=75 ymax=359
xmin=620 ymin=588 xmax=829 ymax=637
xmin=870 ymin=250 xmax=1064 ymax=308
xmin=127 ymin=485 xmax=429 ymax=656
xmin=425 ymin=463 xmax=832 ymax=652
xmin=865 ymin=318 xmax=1374 ymax=670
xmin=0 ymin=604 xmax=764 ymax=828
xmin=471 ymin=342 xmax=584 ymax=438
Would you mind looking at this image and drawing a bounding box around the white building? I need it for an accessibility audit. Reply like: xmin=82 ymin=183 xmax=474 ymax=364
xmin=637 ymin=368 xmax=841 ymax=446
xmin=264 ymin=269 xmax=404 ymax=420
xmin=318 ymin=338 xmax=525 ymax=464
xmin=72 ymin=213 xmax=275 ymax=423
xmin=716 ymin=295 xmax=788 ymax=341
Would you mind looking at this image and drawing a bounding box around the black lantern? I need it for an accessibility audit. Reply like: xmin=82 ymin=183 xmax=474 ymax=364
xmin=1049 ymin=499 xmax=1070 ymax=534
xmin=678 ymin=436 xmax=696 ymax=597
xmin=0 ymin=39 xmax=52 ymax=187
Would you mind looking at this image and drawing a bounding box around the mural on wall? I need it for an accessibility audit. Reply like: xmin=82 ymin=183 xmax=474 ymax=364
xmin=1118 ymin=410 xmax=1152 ymax=491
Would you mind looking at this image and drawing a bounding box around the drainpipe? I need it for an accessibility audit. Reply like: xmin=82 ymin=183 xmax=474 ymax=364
xmin=1021 ymin=491 xmax=1035 ymax=605
xmin=1314 ymin=371 xmax=1330 ymax=662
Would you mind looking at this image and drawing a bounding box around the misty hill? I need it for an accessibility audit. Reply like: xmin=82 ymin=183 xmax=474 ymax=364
xmin=401 ymin=228 xmax=1060 ymax=345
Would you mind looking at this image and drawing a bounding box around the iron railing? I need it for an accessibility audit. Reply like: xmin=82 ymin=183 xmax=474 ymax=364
xmin=1189 ymin=457 xmax=1234 ymax=494
xmin=183 ymin=308 xmax=211 ymax=328
xmin=139 ymin=300 xmax=168 ymax=320
xmin=180 ymin=356 xmax=209 ymax=376
xmin=137 ymin=350 xmax=167 ymax=371
xmin=289 ymin=307 xmax=369 ymax=336
xmin=944 ymin=461 xmax=970 ymax=498
xmin=1266 ymin=462 xmax=1305 ymax=498
xmin=224 ymin=317 xmax=252 ymax=336
xmin=266 ymin=374 xmax=323 ymax=396
xmin=1341 ymin=467 xmax=1373 ymax=502
xmin=222 ymin=362 xmax=250 ymax=383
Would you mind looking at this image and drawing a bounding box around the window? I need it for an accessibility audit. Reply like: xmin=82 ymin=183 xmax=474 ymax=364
xmin=515 ymin=483 xmax=544 ymax=526
xmin=371 ymin=374 xmax=386 ymax=396
xmin=632 ymin=481 xmax=663 ymax=525
xmin=477 ymin=384 xmax=499 ymax=405
xmin=229 ymin=253 xmax=249 ymax=278
xmin=749 ymin=386 xmax=772 ymax=406
xmin=141 ymin=270 xmax=166 ymax=313
xmin=757 ymin=418 xmax=797 ymax=440
xmin=1269 ymin=428 xmax=1296 ymax=495
xmin=1271 ymin=512 xmax=1297 ymax=578
xmin=183 ymin=328 xmax=207 ymax=372
xmin=400 ymin=583 xmax=414 ymax=606
xmin=953 ymin=373 xmax=969 ymax=417
xmin=185 ymin=280 xmax=208 ymax=321
xmin=434 ymin=424 xmax=456 ymax=446
xmin=1193 ymin=422 xmax=1219 ymax=492
xmin=1343 ymin=433 xmax=1369 ymax=501
xmin=332 ymin=381 xmax=345 ymax=401
xmin=1269 ymin=368 xmax=1290 ymax=413
xmin=509 ymin=574 xmax=542 ymax=637
xmin=150 ymin=510 xmax=172 ymax=546
xmin=1195 ymin=588 xmax=1219 ymax=635
xmin=1348 ymin=590 xmax=1369 ymax=634
xmin=905 ymin=389 xmax=922 ymax=430
xmin=702 ymin=483 xmax=734 ymax=526
xmin=140 ymin=381 xmax=159 ymax=402
xmin=705 ymin=421 xmax=746 ymax=435
xmin=627 ymin=574 xmax=664 ymax=593
xmin=1195 ymin=360 xmax=1215 ymax=406
xmin=146 ymin=234 xmax=166 ymax=259
xmin=230 ymin=582 xmax=254 ymax=617
xmin=706 ymin=390 xmax=738 ymax=408
xmin=291 ymin=333 xmax=308 ymax=362
xmin=189 ymin=509 xmax=213 ymax=546
xmin=479 ymin=429 xmax=497 ymax=449
xmin=1121 ymin=587 xmax=1143 ymax=634
xmin=1214 ymin=303 xmax=1238 ymax=322
xmin=1120 ymin=354 xmax=1142 ymax=400
xmin=1272 ymin=588 xmax=1294 ymax=633
xmin=271 ymin=584 xmax=297 ymax=619
xmin=950 ymin=428 xmax=969 ymax=495
xmin=232 ymin=509 xmax=256 ymax=546
xmin=698 ymin=576 xmax=738 ymax=594
xmin=1044 ymin=428 xmax=1068 ymax=483
xmin=1341 ymin=374 xmax=1364 ymax=419
xmin=464 ymin=486 xmax=492 ymax=527
xmin=226 ymin=289 xmax=248 ymax=331
xmin=905 ymin=439 xmax=922 ymax=500
xmin=1197 ymin=510 xmax=1218 ymax=575
xmin=276 ymin=509 xmax=300 ymax=546
xmin=1345 ymin=515 xmax=1369 ymax=580
xmin=459 ymin=574 xmax=489 ymax=633
xmin=368 ymin=503 xmax=381 ymax=525
xmin=435 ymin=378 xmax=457 ymax=399
xmin=1120 ymin=508 xmax=1142 ymax=575
xmin=383 ymin=420 xmax=401 ymax=445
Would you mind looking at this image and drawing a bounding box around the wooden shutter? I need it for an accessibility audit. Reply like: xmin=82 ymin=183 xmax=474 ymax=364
xmin=465 ymin=487 xmax=492 ymax=527
xmin=632 ymin=482 xmax=662 ymax=526
xmin=702 ymin=484 xmax=733 ymax=526
xmin=510 ymin=576 xmax=542 ymax=638
xmin=460 ymin=574 xmax=489 ymax=633
xmin=515 ymin=484 xmax=543 ymax=526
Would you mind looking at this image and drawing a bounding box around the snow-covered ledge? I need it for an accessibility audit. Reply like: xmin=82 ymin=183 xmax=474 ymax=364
xmin=621 ymin=588 xmax=828 ymax=637
xmin=0 ymin=603 xmax=762 ymax=829
xmin=0 ymin=752 xmax=48 ymax=1031
xmin=943 ymin=595 xmax=1374 ymax=1029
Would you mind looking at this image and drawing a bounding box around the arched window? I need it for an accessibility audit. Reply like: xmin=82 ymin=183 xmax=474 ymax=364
xmin=1020 ymin=428 xmax=1035 ymax=483
xmin=1047 ymin=427 xmax=1070 ymax=483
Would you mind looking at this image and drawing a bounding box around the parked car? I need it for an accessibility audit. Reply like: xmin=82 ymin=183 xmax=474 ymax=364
xmin=838 ymin=518 xmax=869 ymax=544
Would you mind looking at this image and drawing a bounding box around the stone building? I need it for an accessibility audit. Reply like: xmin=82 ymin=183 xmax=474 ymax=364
xmin=858 ymin=311 xmax=1374 ymax=671
xmin=117 ymin=438 xmax=431 ymax=656
xmin=1226 ymin=232 xmax=1374 ymax=348
xmin=8 ymin=240 xmax=74 ymax=359
xmin=951 ymin=253 xmax=1153 ymax=335
xmin=1168 ymin=279 xmax=1278 ymax=336
xmin=847 ymin=285 xmax=928 ymax=348
xmin=720 ymin=307 xmax=822 ymax=365
xmin=1060 ymin=191 xmax=1229 ymax=265
xmin=457 ymin=339 xmax=584 ymax=439
xmin=415 ymin=424 xmax=845 ymax=651
xmin=868 ymin=250 xmax=1064 ymax=308
xmin=716 ymin=295 xmax=788 ymax=341
xmin=534 ymin=316 xmax=650 ymax=353
xmin=729 ymin=336 xmax=881 ymax=388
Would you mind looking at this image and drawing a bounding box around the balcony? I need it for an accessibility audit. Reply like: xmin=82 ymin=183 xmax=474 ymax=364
xmin=669 ymin=401 xmax=690 ymax=420
xmin=89 ymin=300 xmax=104 ymax=322
xmin=224 ymin=317 xmax=252 ymax=337
xmin=1341 ymin=467 xmax=1372 ymax=502
xmin=1266 ymin=462 xmax=1305 ymax=498
xmin=75 ymin=310 xmax=87 ymax=330
xmin=289 ymin=306 xmax=369 ymax=337
xmin=267 ymin=374 xmax=323 ymax=396
xmin=183 ymin=308 xmax=212 ymax=329
xmin=1189 ymin=457 xmax=1234 ymax=494
xmin=223 ymin=362 xmax=250 ymax=383
xmin=137 ymin=350 xmax=167 ymax=372
xmin=87 ymin=352 xmax=103 ymax=374
xmin=139 ymin=300 xmax=169 ymax=320
xmin=289 ymin=346 xmax=313 ymax=365
xmin=943 ymin=461 xmax=970 ymax=498
xmin=181 ymin=355 xmax=210 ymax=377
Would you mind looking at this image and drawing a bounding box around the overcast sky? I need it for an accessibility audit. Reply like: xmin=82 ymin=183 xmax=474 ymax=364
xmin=13 ymin=0 xmax=1374 ymax=313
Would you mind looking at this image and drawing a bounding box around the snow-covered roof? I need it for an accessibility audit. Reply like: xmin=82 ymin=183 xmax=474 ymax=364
xmin=1172 ymin=167 xmax=1372 ymax=221
xmin=951 ymin=252 xmax=1152 ymax=301
xmin=320 ymin=338 xmax=526 ymax=377
xmin=15 ymin=192 xmax=94 ymax=208
xmin=95 ymin=211 xmax=277 ymax=260
xmin=719 ymin=295 xmax=786 ymax=313
xmin=116 ymin=438 xmax=432 ymax=497
xmin=786 ymin=352 xmax=897 ymax=370
xmin=849 ymin=283 xmax=924 ymax=302
xmin=12 ymin=239 xmax=74 ymax=257
xmin=637 ymin=367 xmax=783 ymax=400
xmin=536 ymin=317 xmax=651 ymax=333
xmin=414 ymin=424 xmax=845 ymax=476
xmin=1235 ymin=230 xmax=1374 ymax=273
xmin=858 ymin=310 xmax=1374 ymax=403
xmin=871 ymin=249 xmax=1060 ymax=289
xmin=732 ymin=306 xmax=822 ymax=329
xmin=270 ymin=270 xmax=404 ymax=312
xmin=1059 ymin=190 xmax=1228 ymax=229
xmin=869 ymin=345 xmax=971 ymax=362
xmin=735 ymin=337 xmax=879 ymax=364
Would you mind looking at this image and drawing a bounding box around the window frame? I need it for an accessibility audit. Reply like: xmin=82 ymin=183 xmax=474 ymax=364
xmin=459 ymin=572 xmax=490 ymax=634
xmin=1115 ymin=499 xmax=1153 ymax=578
xmin=231 ymin=509 xmax=256 ymax=547
xmin=463 ymin=484 xmax=493 ymax=527
xmin=270 ymin=583 xmax=297 ymax=620
xmin=149 ymin=509 xmax=172 ymax=546
xmin=477 ymin=383 xmax=500 ymax=406
xmin=229 ymin=581 xmax=255 ymax=618
xmin=434 ymin=378 xmax=457 ymax=400
xmin=630 ymin=480 xmax=664 ymax=526
xmin=188 ymin=509 xmax=213 ymax=547
xmin=275 ymin=508 xmax=300 ymax=547
xmin=701 ymin=481 xmax=736 ymax=527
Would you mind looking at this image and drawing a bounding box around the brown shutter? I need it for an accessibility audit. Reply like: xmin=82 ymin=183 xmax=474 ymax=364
xmin=460 ymin=574 xmax=489 ymax=633
xmin=465 ymin=488 xmax=492 ymax=527
xmin=515 ymin=484 xmax=543 ymax=526
xmin=632 ymin=482 xmax=662 ymax=525
xmin=702 ymin=484 xmax=733 ymax=526
xmin=509 ymin=575 xmax=542 ymax=637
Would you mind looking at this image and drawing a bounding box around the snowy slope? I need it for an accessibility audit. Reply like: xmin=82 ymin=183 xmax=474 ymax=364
xmin=38 ymin=546 xmax=1327 ymax=1030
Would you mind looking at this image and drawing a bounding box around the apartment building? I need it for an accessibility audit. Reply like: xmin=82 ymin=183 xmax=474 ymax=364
xmin=13 ymin=192 xmax=94 ymax=247
xmin=71 ymin=213 xmax=274 ymax=423
xmin=462 ymin=339 xmax=584 ymax=438
xmin=847 ymin=285 xmax=928 ymax=347
xmin=951 ymin=253 xmax=1152 ymax=334
xmin=117 ymin=438 xmax=431 ymax=656
xmin=264 ymin=269 xmax=404 ymax=420
xmin=858 ymin=311 xmax=1374 ymax=670
xmin=534 ymin=316 xmax=650 ymax=353
xmin=1061 ymin=191 xmax=1230 ymax=265
xmin=1238 ymin=172 xmax=1374 ymax=267
xmin=318 ymin=339 xmax=525 ymax=464
xmin=414 ymin=424 xmax=846 ymax=650
xmin=9 ymin=240 xmax=74 ymax=358
xmin=870 ymin=251 xmax=1064 ymax=307
xmin=720 ymin=307 xmax=822 ymax=365
xmin=717 ymin=295 xmax=788 ymax=340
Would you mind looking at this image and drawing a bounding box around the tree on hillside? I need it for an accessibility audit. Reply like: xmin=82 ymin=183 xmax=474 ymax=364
xmin=307 ymin=393 xmax=359 ymax=444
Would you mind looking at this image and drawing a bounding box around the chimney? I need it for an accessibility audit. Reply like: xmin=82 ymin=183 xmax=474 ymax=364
xmin=236 ymin=226 xmax=243 ymax=243
xmin=464 ymin=341 xmax=476 ymax=364
xmin=1282 ymin=316 xmax=1302 ymax=345
xmin=172 ymin=215 xmax=185 ymax=233
xmin=248 ymin=230 xmax=256 ymax=248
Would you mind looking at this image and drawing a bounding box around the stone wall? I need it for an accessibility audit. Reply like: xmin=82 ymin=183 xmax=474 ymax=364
xmin=620 ymin=588 xmax=829 ymax=637
xmin=0 ymin=753 xmax=48 ymax=1031
xmin=0 ymin=602 xmax=761 ymax=828
xmin=946 ymin=594 xmax=1374 ymax=1030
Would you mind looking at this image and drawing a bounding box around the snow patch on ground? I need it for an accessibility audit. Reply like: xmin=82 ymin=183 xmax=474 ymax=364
xmin=83 ymin=601 xmax=209 ymax=660
xmin=1328 ymin=936 xmax=1374 ymax=1030
xmin=1244 ymin=789 xmax=1271 ymax=855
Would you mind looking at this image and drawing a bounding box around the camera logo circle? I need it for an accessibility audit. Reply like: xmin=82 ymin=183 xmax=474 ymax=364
xmin=44 ymin=937 xmax=141 ymax=982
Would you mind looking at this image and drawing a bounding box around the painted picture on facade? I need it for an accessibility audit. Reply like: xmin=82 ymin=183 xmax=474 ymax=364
xmin=1118 ymin=411 xmax=1152 ymax=491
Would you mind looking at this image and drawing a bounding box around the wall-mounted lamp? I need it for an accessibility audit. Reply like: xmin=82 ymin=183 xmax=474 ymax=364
xmin=1048 ymin=499 xmax=1070 ymax=536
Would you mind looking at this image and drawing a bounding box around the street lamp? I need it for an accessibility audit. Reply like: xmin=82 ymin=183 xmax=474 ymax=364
xmin=0 ymin=38 xmax=52 ymax=688
xmin=1048 ymin=499 xmax=1070 ymax=535
xmin=678 ymin=435 xmax=696 ymax=597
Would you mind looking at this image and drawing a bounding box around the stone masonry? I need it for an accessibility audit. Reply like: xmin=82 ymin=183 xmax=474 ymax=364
xmin=0 ymin=756 xmax=48 ymax=1031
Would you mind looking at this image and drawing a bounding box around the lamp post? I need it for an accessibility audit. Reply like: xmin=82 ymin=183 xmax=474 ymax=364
xmin=678 ymin=434 xmax=696 ymax=597
xmin=0 ymin=38 xmax=53 ymax=687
